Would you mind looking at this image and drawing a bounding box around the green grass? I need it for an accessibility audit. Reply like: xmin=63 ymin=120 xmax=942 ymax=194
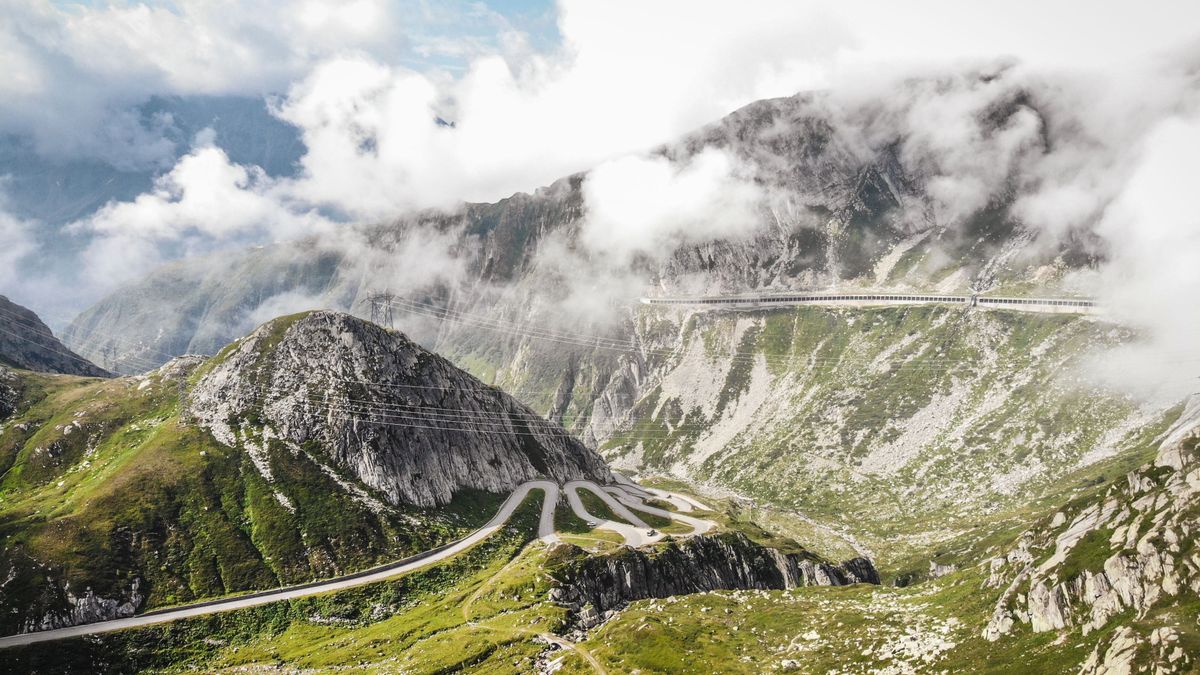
xmin=1 ymin=490 xmax=557 ymax=673
xmin=555 ymin=496 xmax=594 ymax=534
xmin=1056 ymin=527 xmax=1116 ymax=583
xmin=575 ymin=487 xmax=631 ymax=526
xmin=553 ymin=495 xmax=629 ymax=552
xmin=0 ymin=358 xmax=510 ymax=635
xmin=601 ymin=303 xmax=1158 ymax=573
xmin=553 ymin=556 xmax=1196 ymax=675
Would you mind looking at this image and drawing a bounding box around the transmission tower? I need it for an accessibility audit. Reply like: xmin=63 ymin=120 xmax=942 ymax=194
xmin=365 ymin=290 xmax=397 ymax=329
xmin=101 ymin=344 xmax=118 ymax=369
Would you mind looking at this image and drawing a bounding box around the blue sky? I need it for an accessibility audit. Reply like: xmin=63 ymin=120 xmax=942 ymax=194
xmin=48 ymin=0 xmax=564 ymax=72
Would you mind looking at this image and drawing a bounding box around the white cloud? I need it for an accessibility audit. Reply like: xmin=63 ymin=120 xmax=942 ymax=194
xmin=74 ymin=133 xmax=336 ymax=292
xmin=1086 ymin=117 xmax=1200 ymax=401
xmin=0 ymin=207 xmax=36 ymax=291
xmin=0 ymin=0 xmax=401 ymax=166
xmin=580 ymin=149 xmax=763 ymax=264
xmin=267 ymin=1 xmax=854 ymax=218
xmin=0 ymin=187 xmax=79 ymax=327
xmin=7 ymin=0 xmax=1200 ymax=358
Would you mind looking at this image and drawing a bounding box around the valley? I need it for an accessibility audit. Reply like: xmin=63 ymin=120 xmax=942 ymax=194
xmin=2 ymin=300 xmax=1195 ymax=673
xmin=2 ymin=26 xmax=1198 ymax=672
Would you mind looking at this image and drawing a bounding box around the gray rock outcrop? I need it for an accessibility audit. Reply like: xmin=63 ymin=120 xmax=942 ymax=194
xmin=0 ymin=296 xmax=109 ymax=377
xmin=549 ymin=533 xmax=879 ymax=631
xmin=186 ymin=311 xmax=612 ymax=507
xmin=982 ymin=399 xmax=1200 ymax=649
xmin=24 ymin=579 xmax=143 ymax=634
xmin=0 ymin=366 xmax=19 ymax=421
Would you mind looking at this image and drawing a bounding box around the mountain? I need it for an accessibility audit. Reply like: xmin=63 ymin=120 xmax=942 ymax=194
xmin=186 ymin=310 xmax=611 ymax=507
xmin=983 ymin=396 xmax=1200 ymax=666
xmin=0 ymin=295 xmax=108 ymax=377
xmin=5 ymin=77 xmax=1198 ymax=673
xmin=63 ymin=83 xmax=1089 ymax=376
xmin=57 ymin=80 xmax=1159 ymax=570
xmin=0 ymin=310 xmax=607 ymax=634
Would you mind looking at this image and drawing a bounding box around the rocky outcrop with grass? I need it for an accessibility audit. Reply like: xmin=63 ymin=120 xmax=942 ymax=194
xmin=981 ymin=397 xmax=1200 ymax=672
xmin=0 ymin=296 xmax=109 ymax=377
xmin=186 ymin=311 xmax=612 ymax=507
xmin=0 ymin=318 xmax=607 ymax=637
xmin=548 ymin=532 xmax=879 ymax=631
xmin=0 ymin=366 xmax=19 ymax=421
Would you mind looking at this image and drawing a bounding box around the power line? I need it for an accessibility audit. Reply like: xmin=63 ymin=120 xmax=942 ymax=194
xmin=0 ymin=325 xmax=114 ymax=373
xmin=0 ymin=305 xmax=180 ymax=366
xmin=364 ymin=290 xmax=397 ymax=329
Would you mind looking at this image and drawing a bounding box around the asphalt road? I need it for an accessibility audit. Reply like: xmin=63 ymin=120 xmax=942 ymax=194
xmin=564 ymin=480 xmax=663 ymax=546
xmin=603 ymin=485 xmax=715 ymax=536
xmin=0 ymin=480 xmax=559 ymax=649
xmin=0 ymin=477 xmax=713 ymax=649
xmin=612 ymin=471 xmax=712 ymax=512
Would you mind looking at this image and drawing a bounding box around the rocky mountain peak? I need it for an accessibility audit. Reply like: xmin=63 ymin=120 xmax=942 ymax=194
xmin=185 ymin=310 xmax=612 ymax=507
xmin=0 ymin=295 xmax=109 ymax=377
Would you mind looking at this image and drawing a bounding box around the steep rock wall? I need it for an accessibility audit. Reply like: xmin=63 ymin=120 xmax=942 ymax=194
xmin=983 ymin=398 xmax=1200 ymax=646
xmin=186 ymin=311 xmax=612 ymax=507
xmin=0 ymin=296 xmax=109 ymax=377
xmin=549 ymin=533 xmax=879 ymax=631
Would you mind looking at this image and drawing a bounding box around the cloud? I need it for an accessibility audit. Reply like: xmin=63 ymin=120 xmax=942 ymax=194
xmin=7 ymin=0 xmax=1200 ymax=370
xmin=0 ymin=205 xmax=36 ymax=292
xmin=1084 ymin=117 xmax=1200 ymax=401
xmin=267 ymin=1 xmax=857 ymax=219
xmin=579 ymin=149 xmax=763 ymax=265
xmin=823 ymin=63 xmax=1200 ymax=400
xmin=240 ymin=289 xmax=330 ymax=332
xmin=73 ymin=132 xmax=337 ymax=293
xmin=0 ymin=186 xmax=80 ymax=327
xmin=0 ymin=0 xmax=402 ymax=167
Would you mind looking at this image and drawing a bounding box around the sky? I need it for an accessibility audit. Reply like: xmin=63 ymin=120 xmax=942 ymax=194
xmin=1 ymin=0 xmax=1200 ymax=388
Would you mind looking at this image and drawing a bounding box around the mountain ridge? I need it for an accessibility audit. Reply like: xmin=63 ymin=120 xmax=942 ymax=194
xmin=186 ymin=310 xmax=612 ymax=507
xmin=0 ymin=295 xmax=109 ymax=377
xmin=0 ymin=310 xmax=607 ymax=634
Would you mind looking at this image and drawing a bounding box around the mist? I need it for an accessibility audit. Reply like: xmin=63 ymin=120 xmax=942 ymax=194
xmin=1 ymin=0 xmax=1198 ymax=405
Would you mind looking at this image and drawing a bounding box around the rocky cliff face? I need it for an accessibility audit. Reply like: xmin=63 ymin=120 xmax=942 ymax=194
xmin=549 ymin=533 xmax=879 ymax=631
xmin=0 ymin=296 xmax=109 ymax=377
xmin=186 ymin=311 xmax=611 ymax=507
xmin=0 ymin=366 xmax=19 ymax=421
xmin=54 ymin=86 xmax=1150 ymax=572
xmin=980 ymin=396 xmax=1200 ymax=671
xmin=21 ymin=578 xmax=144 ymax=634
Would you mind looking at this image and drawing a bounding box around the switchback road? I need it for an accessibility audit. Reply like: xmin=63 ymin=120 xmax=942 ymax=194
xmin=0 ymin=478 xmax=712 ymax=649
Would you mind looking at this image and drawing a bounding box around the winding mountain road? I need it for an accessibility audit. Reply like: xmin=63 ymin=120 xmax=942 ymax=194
xmin=564 ymin=480 xmax=661 ymax=547
xmin=0 ymin=478 xmax=712 ymax=649
xmin=613 ymin=471 xmax=712 ymax=512
xmin=603 ymin=485 xmax=715 ymax=536
xmin=0 ymin=480 xmax=560 ymax=649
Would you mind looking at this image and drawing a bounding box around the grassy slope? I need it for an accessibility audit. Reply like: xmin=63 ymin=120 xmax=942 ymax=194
xmin=0 ymin=365 xmax=503 ymax=634
xmin=8 ymin=478 xmax=1189 ymax=674
xmin=554 ymin=552 xmax=1200 ymax=674
xmin=601 ymin=305 xmax=1175 ymax=572
xmin=0 ymin=490 xmax=557 ymax=673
